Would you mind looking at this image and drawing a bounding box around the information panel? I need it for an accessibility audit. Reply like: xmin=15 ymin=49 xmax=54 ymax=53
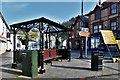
xmin=101 ymin=30 xmax=117 ymax=44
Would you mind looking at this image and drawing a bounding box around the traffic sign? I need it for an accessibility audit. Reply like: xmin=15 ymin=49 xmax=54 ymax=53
xmin=81 ymin=28 xmax=89 ymax=32
xmin=79 ymin=31 xmax=90 ymax=37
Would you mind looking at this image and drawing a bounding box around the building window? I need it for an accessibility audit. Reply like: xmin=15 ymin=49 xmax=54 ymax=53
xmin=76 ymin=31 xmax=79 ymax=37
xmin=96 ymin=38 xmax=100 ymax=48
xmin=111 ymin=21 xmax=117 ymax=30
xmin=80 ymin=22 xmax=82 ymax=29
xmin=95 ymin=11 xmax=100 ymax=19
xmin=94 ymin=25 xmax=102 ymax=33
xmin=91 ymin=38 xmax=100 ymax=48
xmin=111 ymin=3 xmax=117 ymax=14
xmin=94 ymin=25 xmax=98 ymax=33
xmin=99 ymin=25 xmax=102 ymax=32
xmin=76 ymin=22 xmax=79 ymax=29
xmin=7 ymin=33 xmax=10 ymax=38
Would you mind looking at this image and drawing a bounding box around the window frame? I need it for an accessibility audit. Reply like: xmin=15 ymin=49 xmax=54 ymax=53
xmin=111 ymin=3 xmax=117 ymax=15
xmin=95 ymin=10 xmax=101 ymax=19
xmin=94 ymin=25 xmax=98 ymax=33
xmin=110 ymin=18 xmax=117 ymax=31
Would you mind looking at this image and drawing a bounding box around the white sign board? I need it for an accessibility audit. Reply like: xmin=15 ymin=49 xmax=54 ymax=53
xmin=81 ymin=28 xmax=89 ymax=32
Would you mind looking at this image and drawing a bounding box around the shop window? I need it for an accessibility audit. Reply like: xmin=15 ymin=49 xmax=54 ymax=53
xmin=91 ymin=38 xmax=100 ymax=48
xmin=91 ymin=38 xmax=95 ymax=48
xmin=111 ymin=21 xmax=117 ymax=30
xmin=94 ymin=25 xmax=98 ymax=33
xmin=99 ymin=25 xmax=102 ymax=32
xmin=96 ymin=38 xmax=100 ymax=48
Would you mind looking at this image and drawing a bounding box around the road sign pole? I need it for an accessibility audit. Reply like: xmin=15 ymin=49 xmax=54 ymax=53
xmin=85 ymin=37 xmax=88 ymax=58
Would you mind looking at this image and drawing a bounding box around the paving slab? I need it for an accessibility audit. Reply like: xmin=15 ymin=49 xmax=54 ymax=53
xmin=0 ymin=51 xmax=120 ymax=80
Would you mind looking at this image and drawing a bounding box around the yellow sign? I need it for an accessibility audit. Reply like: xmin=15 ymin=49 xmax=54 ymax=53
xmin=29 ymin=32 xmax=38 ymax=39
xmin=18 ymin=32 xmax=27 ymax=35
xmin=116 ymin=40 xmax=120 ymax=50
xmin=79 ymin=31 xmax=90 ymax=37
xmin=101 ymin=30 xmax=117 ymax=44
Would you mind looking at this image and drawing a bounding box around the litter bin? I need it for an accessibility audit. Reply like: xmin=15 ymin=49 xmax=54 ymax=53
xmin=21 ymin=50 xmax=38 ymax=78
xmin=15 ymin=50 xmax=23 ymax=63
xmin=91 ymin=51 xmax=103 ymax=71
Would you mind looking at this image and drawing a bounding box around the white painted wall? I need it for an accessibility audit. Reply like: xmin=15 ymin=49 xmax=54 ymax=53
xmin=0 ymin=17 xmax=7 ymax=54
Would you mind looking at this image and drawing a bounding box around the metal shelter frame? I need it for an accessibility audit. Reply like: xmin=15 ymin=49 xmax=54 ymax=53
xmin=10 ymin=17 xmax=72 ymax=73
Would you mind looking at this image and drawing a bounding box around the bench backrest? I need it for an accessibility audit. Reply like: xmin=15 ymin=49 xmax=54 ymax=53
xmin=43 ymin=50 xmax=50 ymax=59
xmin=50 ymin=49 xmax=57 ymax=57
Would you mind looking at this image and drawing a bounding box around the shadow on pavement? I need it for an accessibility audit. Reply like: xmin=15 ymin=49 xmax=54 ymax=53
xmin=86 ymin=73 xmax=120 ymax=80
xmin=0 ymin=67 xmax=22 ymax=75
xmin=0 ymin=64 xmax=22 ymax=76
xmin=103 ymin=65 xmax=120 ymax=72
xmin=2 ymin=63 xmax=22 ymax=69
xmin=2 ymin=64 xmax=12 ymax=67
xmin=52 ymin=65 xmax=91 ymax=70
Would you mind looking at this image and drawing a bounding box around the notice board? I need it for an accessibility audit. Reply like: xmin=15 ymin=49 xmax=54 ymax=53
xmin=101 ymin=30 xmax=117 ymax=44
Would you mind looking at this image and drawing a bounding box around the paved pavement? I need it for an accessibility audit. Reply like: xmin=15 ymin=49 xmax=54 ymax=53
xmin=0 ymin=51 xmax=120 ymax=79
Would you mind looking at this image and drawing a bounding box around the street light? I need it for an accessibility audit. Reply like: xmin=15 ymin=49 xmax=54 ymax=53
xmin=79 ymin=0 xmax=84 ymax=59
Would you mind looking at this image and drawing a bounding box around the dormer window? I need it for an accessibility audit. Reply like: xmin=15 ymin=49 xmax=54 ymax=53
xmin=111 ymin=3 xmax=117 ymax=14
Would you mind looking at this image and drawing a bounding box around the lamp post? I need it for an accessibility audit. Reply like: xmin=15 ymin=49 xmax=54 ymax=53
xmin=79 ymin=36 xmax=83 ymax=59
xmin=79 ymin=0 xmax=84 ymax=59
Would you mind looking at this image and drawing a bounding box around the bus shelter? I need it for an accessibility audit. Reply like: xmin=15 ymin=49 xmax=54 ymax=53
xmin=10 ymin=17 xmax=72 ymax=74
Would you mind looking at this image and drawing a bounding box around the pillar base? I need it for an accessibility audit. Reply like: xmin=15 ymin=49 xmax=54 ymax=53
xmin=11 ymin=63 xmax=17 ymax=68
xmin=38 ymin=69 xmax=45 ymax=74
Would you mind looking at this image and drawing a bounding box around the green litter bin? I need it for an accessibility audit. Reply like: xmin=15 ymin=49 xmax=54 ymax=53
xmin=21 ymin=50 xmax=38 ymax=78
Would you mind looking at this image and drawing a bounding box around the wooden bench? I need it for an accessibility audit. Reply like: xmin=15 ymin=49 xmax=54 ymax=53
xmin=43 ymin=49 xmax=62 ymax=65
xmin=50 ymin=49 xmax=62 ymax=61
xmin=43 ymin=50 xmax=53 ymax=65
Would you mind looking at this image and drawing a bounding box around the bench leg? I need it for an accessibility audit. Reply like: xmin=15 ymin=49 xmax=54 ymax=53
xmin=45 ymin=62 xmax=47 ymax=65
xmin=50 ymin=60 xmax=52 ymax=66
xmin=60 ymin=57 xmax=62 ymax=62
xmin=56 ymin=58 xmax=59 ymax=61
